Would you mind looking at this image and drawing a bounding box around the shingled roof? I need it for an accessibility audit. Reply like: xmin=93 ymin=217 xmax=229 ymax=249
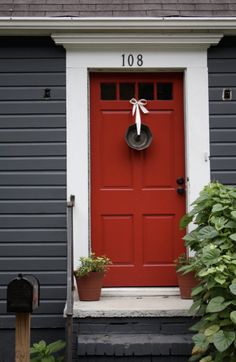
xmin=1 ymin=0 xmax=236 ymax=18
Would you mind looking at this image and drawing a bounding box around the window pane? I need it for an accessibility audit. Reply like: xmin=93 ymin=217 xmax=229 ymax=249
xmin=120 ymin=83 xmax=135 ymax=100
xmin=157 ymin=83 xmax=173 ymax=100
xmin=101 ymin=83 xmax=116 ymax=100
xmin=138 ymin=83 xmax=154 ymax=100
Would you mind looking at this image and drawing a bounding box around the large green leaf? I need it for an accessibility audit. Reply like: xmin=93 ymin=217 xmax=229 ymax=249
xmin=210 ymin=216 xmax=229 ymax=231
xmin=183 ymin=232 xmax=197 ymax=242
xmin=229 ymin=282 xmax=236 ymax=295
xmin=214 ymin=275 xmax=226 ymax=285
xmin=212 ymin=204 xmax=228 ymax=213
xmin=180 ymin=214 xmax=193 ymax=229
xmin=230 ymin=233 xmax=236 ymax=241
xmin=202 ymin=247 xmax=220 ymax=265
xmin=199 ymin=267 xmax=215 ymax=277
xmin=213 ymin=330 xmax=235 ymax=352
xmin=230 ymin=311 xmax=236 ymax=324
xmin=189 ymin=299 xmax=202 ymax=314
xmin=225 ymin=221 xmax=236 ymax=228
xmin=204 ymin=324 xmax=220 ymax=337
xmin=47 ymin=340 xmax=65 ymax=354
xmin=190 ymin=318 xmax=208 ymax=332
xmin=192 ymin=191 xmax=210 ymax=205
xmin=231 ymin=211 xmax=236 ymax=219
xmin=199 ymin=357 xmax=212 ymax=362
xmin=206 ymin=296 xmax=231 ymax=313
xmin=191 ymin=284 xmax=204 ymax=297
xmin=192 ymin=333 xmax=209 ymax=352
xmin=189 ymin=354 xmax=205 ymax=362
xmin=198 ymin=226 xmax=218 ymax=240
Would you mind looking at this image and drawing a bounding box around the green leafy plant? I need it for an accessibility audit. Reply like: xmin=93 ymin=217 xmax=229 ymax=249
xmin=180 ymin=182 xmax=236 ymax=362
xmin=175 ymin=253 xmax=197 ymax=274
xmin=74 ymin=252 xmax=112 ymax=277
xmin=30 ymin=340 xmax=65 ymax=362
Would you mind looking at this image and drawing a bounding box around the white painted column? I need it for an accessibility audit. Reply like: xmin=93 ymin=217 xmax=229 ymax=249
xmin=66 ymin=52 xmax=89 ymax=267
xmin=184 ymin=65 xmax=211 ymax=210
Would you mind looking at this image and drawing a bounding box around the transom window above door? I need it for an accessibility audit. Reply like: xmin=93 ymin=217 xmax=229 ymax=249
xmin=100 ymin=82 xmax=173 ymax=101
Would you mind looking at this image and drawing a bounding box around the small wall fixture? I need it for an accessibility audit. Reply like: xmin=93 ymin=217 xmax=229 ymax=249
xmin=44 ymin=88 xmax=51 ymax=99
xmin=222 ymin=88 xmax=232 ymax=101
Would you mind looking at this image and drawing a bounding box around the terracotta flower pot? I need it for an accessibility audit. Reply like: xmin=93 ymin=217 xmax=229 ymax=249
xmin=177 ymin=271 xmax=198 ymax=299
xmin=74 ymin=271 xmax=104 ymax=301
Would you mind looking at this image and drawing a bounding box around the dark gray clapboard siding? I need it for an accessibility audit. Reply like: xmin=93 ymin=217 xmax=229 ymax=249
xmin=0 ymin=37 xmax=66 ymax=329
xmin=0 ymin=271 xmax=66 ymax=285
xmin=0 ymin=201 xmax=66 ymax=213
xmin=208 ymin=37 xmax=236 ymax=186
xmin=0 ymin=115 xmax=66 ymax=128
xmin=0 ymin=285 xmax=66 ymax=300
xmin=0 ymin=187 xmax=66 ymax=199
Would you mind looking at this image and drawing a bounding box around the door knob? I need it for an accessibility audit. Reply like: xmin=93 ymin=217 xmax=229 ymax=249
xmin=176 ymin=177 xmax=185 ymax=185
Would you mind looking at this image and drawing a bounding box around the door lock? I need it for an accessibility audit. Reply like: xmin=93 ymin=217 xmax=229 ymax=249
xmin=177 ymin=187 xmax=185 ymax=195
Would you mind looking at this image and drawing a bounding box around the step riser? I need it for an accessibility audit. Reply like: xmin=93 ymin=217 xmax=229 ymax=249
xmin=75 ymin=317 xmax=194 ymax=334
xmin=74 ymin=357 xmax=190 ymax=361
xmin=73 ymin=317 xmax=195 ymax=361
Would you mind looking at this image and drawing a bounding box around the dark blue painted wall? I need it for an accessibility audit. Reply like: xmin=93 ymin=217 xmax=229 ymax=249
xmin=0 ymin=38 xmax=66 ymax=350
xmin=208 ymin=36 xmax=236 ymax=185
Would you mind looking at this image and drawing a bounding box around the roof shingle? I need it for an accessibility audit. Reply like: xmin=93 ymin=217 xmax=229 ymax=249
xmin=1 ymin=1 xmax=236 ymax=18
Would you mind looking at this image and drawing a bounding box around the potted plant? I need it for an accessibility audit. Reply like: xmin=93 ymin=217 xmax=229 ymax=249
xmin=175 ymin=253 xmax=198 ymax=299
xmin=180 ymin=182 xmax=236 ymax=361
xmin=74 ymin=253 xmax=112 ymax=301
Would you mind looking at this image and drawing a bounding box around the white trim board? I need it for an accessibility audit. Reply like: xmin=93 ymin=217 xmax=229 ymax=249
xmin=52 ymin=32 xmax=222 ymax=268
xmin=0 ymin=17 xmax=235 ymax=35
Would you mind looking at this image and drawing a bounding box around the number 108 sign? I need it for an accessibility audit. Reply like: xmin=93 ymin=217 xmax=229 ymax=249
xmin=122 ymin=54 xmax=144 ymax=67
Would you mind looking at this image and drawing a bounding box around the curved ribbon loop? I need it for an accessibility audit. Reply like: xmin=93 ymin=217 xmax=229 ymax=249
xmin=130 ymin=98 xmax=149 ymax=135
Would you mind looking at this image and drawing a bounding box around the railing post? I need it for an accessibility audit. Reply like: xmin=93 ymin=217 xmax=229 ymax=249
xmin=65 ymin=195 xmax=75 ymax=362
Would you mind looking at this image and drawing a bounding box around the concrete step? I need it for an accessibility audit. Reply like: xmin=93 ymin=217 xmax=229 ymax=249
xmin=73 ymin=317 xmax=195 ymax=361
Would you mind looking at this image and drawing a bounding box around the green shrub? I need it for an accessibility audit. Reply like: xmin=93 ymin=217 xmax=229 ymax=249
xmin=30 ymin=340 xmax=65 ymax=362
xmin=181 ymin=182 xmax=236 ymax=362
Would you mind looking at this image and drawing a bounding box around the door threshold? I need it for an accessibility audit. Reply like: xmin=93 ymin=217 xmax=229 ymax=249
xmin=101 ymin=287 xmax=180 ymax=297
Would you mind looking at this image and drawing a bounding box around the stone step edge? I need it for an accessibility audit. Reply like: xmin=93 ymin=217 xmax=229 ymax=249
xmin=77 ymin=333 xmax=193 ymax=356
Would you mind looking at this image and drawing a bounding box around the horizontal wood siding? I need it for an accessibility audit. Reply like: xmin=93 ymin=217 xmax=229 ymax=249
xmin=0 ymin=37 xmax=66 ymax=328
xmin=208 ymin=37 xmax=236 ymax=185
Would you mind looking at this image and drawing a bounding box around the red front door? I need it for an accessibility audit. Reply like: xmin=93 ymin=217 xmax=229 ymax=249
xmin=90 ymin=73 xmax=185 ymax=287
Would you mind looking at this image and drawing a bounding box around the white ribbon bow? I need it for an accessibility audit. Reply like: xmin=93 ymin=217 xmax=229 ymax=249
xmin=130 ymin=98 xmax=149 ymax=136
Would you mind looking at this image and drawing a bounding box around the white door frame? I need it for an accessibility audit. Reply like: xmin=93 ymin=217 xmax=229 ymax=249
xmin=52 ymin=31 xmax=222 ymax=267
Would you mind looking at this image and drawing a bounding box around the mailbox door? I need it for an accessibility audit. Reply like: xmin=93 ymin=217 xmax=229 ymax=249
xmin=7 ymin=279 xmax=33 ymax=313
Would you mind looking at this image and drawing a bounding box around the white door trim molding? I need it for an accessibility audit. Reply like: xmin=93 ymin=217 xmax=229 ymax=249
xmin=52 ymin=32 xmax=222 ymax=267
xmin=53 ymin=32 xmax=222 ymax=47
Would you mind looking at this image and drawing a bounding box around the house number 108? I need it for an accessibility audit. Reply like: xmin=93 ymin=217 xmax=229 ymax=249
xmin=122 ymin=54 xmax=144 ymax=67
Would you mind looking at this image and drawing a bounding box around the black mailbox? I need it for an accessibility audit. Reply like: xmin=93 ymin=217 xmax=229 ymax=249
xmin=7 ymin=274 xmax=40 ymax=313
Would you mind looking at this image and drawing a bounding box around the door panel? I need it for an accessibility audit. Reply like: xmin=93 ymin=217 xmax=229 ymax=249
xmin=90 ymin=73 xmax=186 ymax=286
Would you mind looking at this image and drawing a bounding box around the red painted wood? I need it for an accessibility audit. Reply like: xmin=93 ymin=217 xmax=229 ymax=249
xmin=90 ymin=73 xmax=186 ymax=286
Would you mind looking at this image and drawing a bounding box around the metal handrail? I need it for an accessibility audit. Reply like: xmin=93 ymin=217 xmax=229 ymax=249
xmin=65 ymin=195 xmax=75 ymax=362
